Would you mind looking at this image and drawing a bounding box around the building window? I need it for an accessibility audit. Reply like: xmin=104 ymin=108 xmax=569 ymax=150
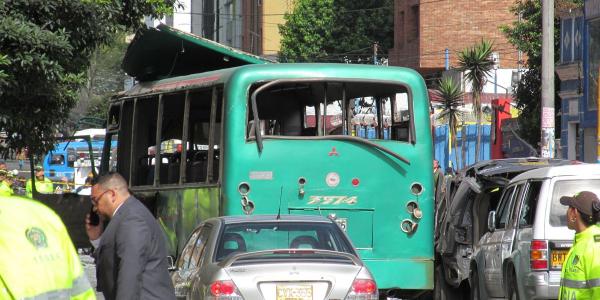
xmin=411 ymin=5 xmax=419 ymax=40
xmin=587 ymin=18 xmax=600 ymax=110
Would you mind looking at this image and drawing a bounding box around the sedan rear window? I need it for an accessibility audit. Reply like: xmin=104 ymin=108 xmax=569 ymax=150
xmin=215 ymin=222 xmax=355 ymax=261
xmin=549 ymin=179 xmax=600 ymax=227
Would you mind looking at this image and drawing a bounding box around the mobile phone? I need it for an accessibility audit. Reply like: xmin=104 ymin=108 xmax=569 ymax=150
xmin=89 ymin=207 xmax=100 ymax=226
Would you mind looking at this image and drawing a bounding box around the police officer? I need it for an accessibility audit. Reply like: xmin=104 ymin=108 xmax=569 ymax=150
xmin=0 ymin=195 xmax=96 ymax=299
xmin=0 ymin=170 xmax=12 ymax=196
xmin=25 ymin=164 xmax=54 ymax=198
xmin=559 ymin=191 xmax=600 ymax=300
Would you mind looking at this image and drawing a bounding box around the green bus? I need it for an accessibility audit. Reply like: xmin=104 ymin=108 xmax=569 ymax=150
xmin=99 ymin=26 xmax=434 ymax=298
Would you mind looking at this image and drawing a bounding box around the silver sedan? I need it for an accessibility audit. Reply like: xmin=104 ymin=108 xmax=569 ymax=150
xmin=170 ymin=214 xmax=377 ymax=300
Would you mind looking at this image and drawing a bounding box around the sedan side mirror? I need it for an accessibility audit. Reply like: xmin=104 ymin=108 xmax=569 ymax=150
xmin=167 ymin=255 xmax=177 ymax=272
xmin=487 ymin=211 xmax=496 ymax=232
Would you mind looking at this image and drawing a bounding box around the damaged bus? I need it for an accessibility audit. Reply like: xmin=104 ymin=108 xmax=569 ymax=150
xmin=99 ymin=25 xmax=434 ymax=298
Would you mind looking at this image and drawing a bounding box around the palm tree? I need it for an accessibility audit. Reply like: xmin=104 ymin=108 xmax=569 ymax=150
xmin=457 ymin=40 xmax=494 ymax=162
xmin=434 ymin=76 xmax=464 ymax=170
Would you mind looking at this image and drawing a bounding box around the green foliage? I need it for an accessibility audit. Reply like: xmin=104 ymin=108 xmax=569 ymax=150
xmin=457 ymin=40 xmax=495 ymax=115
xmin=457 ymin=39 xmax=494 ymax=162
xmin=435 ymin=76 xmax=465 ymax=167
xmin=279 ymin=0 xmax=394 ymax=63
xmin=501 ymin=0 xmax=579 ymax=147
xmin=80 ymin=33 xmax=129 ymax=122
xmin=279 ymin=0 xmax=334 ymax=62
xmin=0 ymin=0 xmax=178 ymax=155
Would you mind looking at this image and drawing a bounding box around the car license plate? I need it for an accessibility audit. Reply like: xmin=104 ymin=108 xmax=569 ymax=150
xmin=276 ymin=284 xmax=313 ymax=300
xmin=335 ymin=218 xmax=347 ymax=231
xmin=551 ymin=250 xmax=568 ymax=269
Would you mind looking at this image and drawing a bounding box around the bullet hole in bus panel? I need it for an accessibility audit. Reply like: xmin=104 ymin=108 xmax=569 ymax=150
xmin=238 ymin=182 xmax=250 ymax=196
xmin=410 ymin=182 xmax=423 ymax=196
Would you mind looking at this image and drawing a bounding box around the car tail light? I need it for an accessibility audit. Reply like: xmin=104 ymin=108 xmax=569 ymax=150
xmin=530 ymin=240 xmax=548 ymax=270
xmin=345 ymin=278 xmax=378 ymax=300
xmin=207 ymin=280 xmax=242 ymax=299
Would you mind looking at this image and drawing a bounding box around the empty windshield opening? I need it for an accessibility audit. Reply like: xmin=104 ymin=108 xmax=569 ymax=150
xmin=247 ymin=80 xmax=413 ymax=142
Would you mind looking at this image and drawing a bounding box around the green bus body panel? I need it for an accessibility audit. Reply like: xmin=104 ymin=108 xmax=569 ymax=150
xmin=366 ymin=259 xmax=434 ymax=290
xmin=117 ymin=63 xmax=434 ymax=290
xmin=220 ymin=64 xmax=434 ymax=289
xmin=153 ymin=187 xmax=220 ymax=255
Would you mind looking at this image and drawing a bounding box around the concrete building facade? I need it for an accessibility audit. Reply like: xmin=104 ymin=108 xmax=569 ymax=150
xmin=156 ymin=0 xmax=291 ymax=59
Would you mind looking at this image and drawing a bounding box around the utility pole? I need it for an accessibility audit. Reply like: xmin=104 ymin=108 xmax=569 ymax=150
xmin=541 ymin=0 xmax=555 ymax=158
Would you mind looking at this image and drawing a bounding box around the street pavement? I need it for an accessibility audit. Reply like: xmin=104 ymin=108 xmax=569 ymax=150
xmin=80 ymin=253 xmax=104 ymax=299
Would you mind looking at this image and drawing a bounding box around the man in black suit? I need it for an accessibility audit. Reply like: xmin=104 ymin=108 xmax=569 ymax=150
xmin=85 ymin=172 xmax=175 ymax=300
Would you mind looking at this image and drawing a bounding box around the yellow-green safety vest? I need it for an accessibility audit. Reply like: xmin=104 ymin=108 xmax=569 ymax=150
xmin=0 ymin=195 xmax=96 ymax=299
xmin=559 ymin=224 xmax=600 ymax=300
xmin=0 ymin=181 xmax=12 ymax=196
xmin=25 ymin=177 xmax=54 ymax=198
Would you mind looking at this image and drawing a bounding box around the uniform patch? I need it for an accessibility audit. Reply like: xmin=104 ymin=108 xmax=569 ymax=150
xmin=26 ymin=227 xmax=48 ymax=249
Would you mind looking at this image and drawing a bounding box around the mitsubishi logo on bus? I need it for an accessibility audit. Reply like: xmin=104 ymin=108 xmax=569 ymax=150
xmin=328 ymin=147 xmax=339 ymax=156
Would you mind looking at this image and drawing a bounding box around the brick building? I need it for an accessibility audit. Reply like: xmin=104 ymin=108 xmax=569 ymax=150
xmin=389 ymin=0 xmax=521 ymax=76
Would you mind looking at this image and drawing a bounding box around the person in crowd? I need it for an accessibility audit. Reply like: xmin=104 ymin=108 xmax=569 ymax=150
xmin=0 ymin=169 xmax=13 ymax=196
xmin=17 ymin=149 xmax=25 ymax=170
xmin=25 ymin=164 xmax=54 ymax=198
xmin=558 ymin=191 xmax=600 ymax=300
xmin=55 ymin=176 xmax=72 ymax=194
xmin=0 ymin=195 xmax=96 ymax=299
xmin=0 ymin=161 xmax=7 ymax=171
xmin=85 ymin=172 xmax=175 ymax=300
xmin=433 ymin=159 xmax=444 ymax=197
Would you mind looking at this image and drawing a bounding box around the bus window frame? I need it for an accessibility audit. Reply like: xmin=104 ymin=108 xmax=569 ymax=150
xmin=246 ymin=78 xmax=416 ymax=144
xmin=111 ymin=85 xmax=224 ymax=191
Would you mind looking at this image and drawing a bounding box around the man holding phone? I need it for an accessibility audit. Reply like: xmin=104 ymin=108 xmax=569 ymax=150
xmin=85 ymin=172 xmax=175 ymax=300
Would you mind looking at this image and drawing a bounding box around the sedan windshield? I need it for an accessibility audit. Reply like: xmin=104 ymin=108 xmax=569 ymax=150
xmin=215 ymin=222 xmax=355 ymax=261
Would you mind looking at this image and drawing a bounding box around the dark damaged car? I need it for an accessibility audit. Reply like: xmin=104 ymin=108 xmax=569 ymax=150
xmin=434 ymin=158 xmax=577 ymax=296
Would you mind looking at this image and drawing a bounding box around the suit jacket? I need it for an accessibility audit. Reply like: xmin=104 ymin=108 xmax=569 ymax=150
xmin=95 ymin=196 xmax=175 ymax=300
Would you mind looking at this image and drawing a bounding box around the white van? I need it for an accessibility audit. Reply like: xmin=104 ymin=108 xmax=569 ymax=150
xmin=470 ymin=164 xmax=600 ymax=299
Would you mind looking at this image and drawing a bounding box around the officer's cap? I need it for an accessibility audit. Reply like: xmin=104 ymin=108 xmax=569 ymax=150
xmin=560 ymin=191 xmax=600 ymax=216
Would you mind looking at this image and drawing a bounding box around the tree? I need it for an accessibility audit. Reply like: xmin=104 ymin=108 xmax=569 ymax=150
xmin=0 ymin=0 xmax=179 ymax=156
xmin=278 ymin=0 xmax=335 ymax=62
xmin=434 ymin=76 xmax=465 ymax=169
xmin=457 ymin=40 xmax=495 ymax=162
xmin=279 ymin=0 xmax=394 ymax=63
xmin=501 ymin=0 xmax=582 ymax=148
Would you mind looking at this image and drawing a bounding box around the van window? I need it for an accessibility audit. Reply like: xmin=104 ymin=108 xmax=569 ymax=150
xmin=518 ymin=181 xmax=543 ymax=227
xmin=549 ymin=179 xmax=600 ymax=227
xmin=496 ymin=186 xmax=515 ymax=229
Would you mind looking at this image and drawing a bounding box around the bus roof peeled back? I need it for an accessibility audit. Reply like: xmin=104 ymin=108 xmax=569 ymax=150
xmin=122 ymin=24 xmax=273 ymax=82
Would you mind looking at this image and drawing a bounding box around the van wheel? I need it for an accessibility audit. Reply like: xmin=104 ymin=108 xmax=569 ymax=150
xmin=470 ymin=268 xmax=480 ymax=300
xmin=508 ymin=271 xmax=520 ymax=300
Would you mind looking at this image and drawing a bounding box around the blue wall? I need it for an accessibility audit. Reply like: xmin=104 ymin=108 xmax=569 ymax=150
xmin=433 ymin=124 xmax=491 ymax=171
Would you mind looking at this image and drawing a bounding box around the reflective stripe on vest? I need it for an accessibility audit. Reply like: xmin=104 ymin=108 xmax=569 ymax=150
xmin=561 ymin=278 xmax=600 ymax=289
xmin=21 ymin=274 xmax=92 ymax=299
